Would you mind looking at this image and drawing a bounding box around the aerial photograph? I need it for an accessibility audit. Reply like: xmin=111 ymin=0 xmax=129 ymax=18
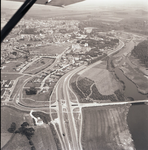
xmin=1 ymin=0 xmax=148 ymax=150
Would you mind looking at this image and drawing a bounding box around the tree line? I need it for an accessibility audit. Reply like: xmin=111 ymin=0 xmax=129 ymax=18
xmin=131 ymin=40 xmax=148 ymax=67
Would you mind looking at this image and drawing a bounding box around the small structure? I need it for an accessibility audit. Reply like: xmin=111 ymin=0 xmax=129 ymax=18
xmin=36 ymin=117 xmax=44 ymax=126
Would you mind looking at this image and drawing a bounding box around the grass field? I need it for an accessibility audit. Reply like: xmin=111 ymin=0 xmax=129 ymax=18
xmin=2 ymin=61 xmax=22 ymax=72
xmin=90 ymin=84 xmax=117 ymax=102
xmin=81 ymin=104 xmax=135 ymax=150
xmin=1 ymin=73 xmax=22 ymax=80
xmin=81 ymin=67 xmax=120 ymax=95
xmin=23 ymin=89 xmax=51 ymax=101
xmin=77 ymin=77 xmax=94 ymax=97
xmin=69 ymin=88 xmax=77 ymax=103
xmin=10 ymin=75 xmax=30 ymax=99
xmin=32 ymin=112 xmax=51 ymax=124
xmin=50 ymin=89 xmax=56 ymax=104
xmin=2 ymin=134 xmax=31 ymax=150
xmin=24 ymin=57 xmax=54 ymax=74
xmin=1 ymin=133 xmax=12 ymax=148
xmin=32 ymin=125 xmax=58 ymax=150
xmin=1 ymin=106 xmax=31 ymax=133
xmin=29 ymin=44 xmax=68 ymax=56
xmin=20 ymin=98 xmax=49 ymax=108
xmin=1 ymin=106 xmax=57 ymax=150
xmin=24 ymin=82 xmax=41 ymax=87
xmin=1 ymin=106 xmax=32 ymax=149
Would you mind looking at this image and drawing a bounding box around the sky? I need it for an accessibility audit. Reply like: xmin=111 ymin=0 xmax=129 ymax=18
xmin=73 ymin=0 xmax=148 ymax=7
xmin=2 ymin=0 xmax=148 ymax=5
xmin=1 ymin=0 xmax=148 ymax=12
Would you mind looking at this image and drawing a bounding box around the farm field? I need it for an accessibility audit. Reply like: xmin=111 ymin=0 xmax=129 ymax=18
xmin=2 ymin=134 xmax=31 ymax=150
xmin=81 ymin=67 xmax=120 ymax=95
xmin=98 ymin=17 xmax=123 ymax=22
xmin=31 ymin=125 xmax=58 ymax=150
xmin=24 ymin=57 xmax=54 ymax=74
xmin=1 ymin=106 xmax=32 ymax=149
xmin=81 ymin=104 xmax=135 ymax=150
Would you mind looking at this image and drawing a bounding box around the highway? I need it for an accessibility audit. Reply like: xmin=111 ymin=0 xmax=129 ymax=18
xmin=3 ymin=35 xmax=148 ymax=150
xmin=54 ymin=66 xmax=85 ymax=150
xmin=56 ymin=79 xmax=70 ymax=150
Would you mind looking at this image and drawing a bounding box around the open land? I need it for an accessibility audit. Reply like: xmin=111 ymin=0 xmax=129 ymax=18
xmin=2 ymin=134 xmax=31 ymax=150
xmin=32 ymin=111 xmax=51 ymax=124
xmin=129 ymin=55 xmax=148 ymax=76
xmin=10 ymin=75 xmax=30 ymax=99
xmin=1 ymin=73 xmax=22 ymax=80
xmin=31 ymin=125 xmax=58 ymax=150
xmin=29 ymin=44 xmax=69 ymax=56
xmin=81 ymin=104 xmax=135 ymax=150
xmin=80 ymin=67 xmax=120 ymax=95
xmin=1 ymin=106 xmax=32 ymax=149
xmin=1 ymin=1 xmax=148 ymax=150
xmin=22 ymin=89 xmax=51 ymax=102
xmin=24 ymin=57 xmax=54 ymax=74
xmin=2 ymin=61 xmax=24 ymax=72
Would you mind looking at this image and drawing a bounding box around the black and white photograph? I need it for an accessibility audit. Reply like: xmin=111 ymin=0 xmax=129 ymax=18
xmin=1 ymin=0 xmax=148 ymax=150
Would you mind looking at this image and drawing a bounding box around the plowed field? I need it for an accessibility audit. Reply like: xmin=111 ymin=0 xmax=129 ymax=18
xmin=81 ymin=105 xmax=135 ymax=150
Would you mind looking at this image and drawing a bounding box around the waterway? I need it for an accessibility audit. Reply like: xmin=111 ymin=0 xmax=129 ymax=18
xmin=127 ymin=104 xmax=148 ymax=150
xmin=113 ymin=39 xmax=148 ymax=150
xmin=115 ymin=68 xmax=148 ymax=100
xmin=115 ymin=66 xmax=148 ymax=150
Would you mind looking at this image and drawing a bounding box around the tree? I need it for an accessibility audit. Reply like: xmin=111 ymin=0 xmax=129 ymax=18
xmin=7 ymin=122 xmax=16 ymax=133
xmin=21 ymin=122 xmax=29 ymax=127
xmin=29 ymin=140 xmax=33 ymax=145
xmin=25 ymin=87 xmax=37 ymax=95
xmin=31 ymin=146 xmax=36 ymax=150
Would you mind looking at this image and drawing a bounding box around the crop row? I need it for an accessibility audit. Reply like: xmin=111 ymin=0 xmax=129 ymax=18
xmin=81 ymin=104 xmax=134 ymax=150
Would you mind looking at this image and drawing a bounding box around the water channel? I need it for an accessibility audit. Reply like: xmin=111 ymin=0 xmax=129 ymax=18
xmin=114 ymin=67 xmax=148 ymax=150
xmin=127 ymin=104 xmax=148 ymax=150
xmin=113 ymin=40 xmax=148 ymax=149
xmin=114 ymin=68 xmax=148 ymax=100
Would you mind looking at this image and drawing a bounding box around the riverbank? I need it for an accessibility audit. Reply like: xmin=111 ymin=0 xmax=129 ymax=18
xmin=120 ymin=63 xmax=148 ymax=95
xmin=115 ymin=68 xmax=147 ymax=100
xmin=81 ymin=104 xmax=135 ymax=150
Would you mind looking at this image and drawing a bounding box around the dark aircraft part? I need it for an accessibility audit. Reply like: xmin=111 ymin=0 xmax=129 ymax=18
xmin=1 ymin=0 xmax=37 ymax=43
xmin=7 ymin=0 xmax=85 ymax=6
xmin=47 ymin=0 xmax=85 ymax=6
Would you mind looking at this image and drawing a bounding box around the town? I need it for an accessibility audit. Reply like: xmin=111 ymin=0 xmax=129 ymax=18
xmin=1 ymin=18 xmax=119 ymax=102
